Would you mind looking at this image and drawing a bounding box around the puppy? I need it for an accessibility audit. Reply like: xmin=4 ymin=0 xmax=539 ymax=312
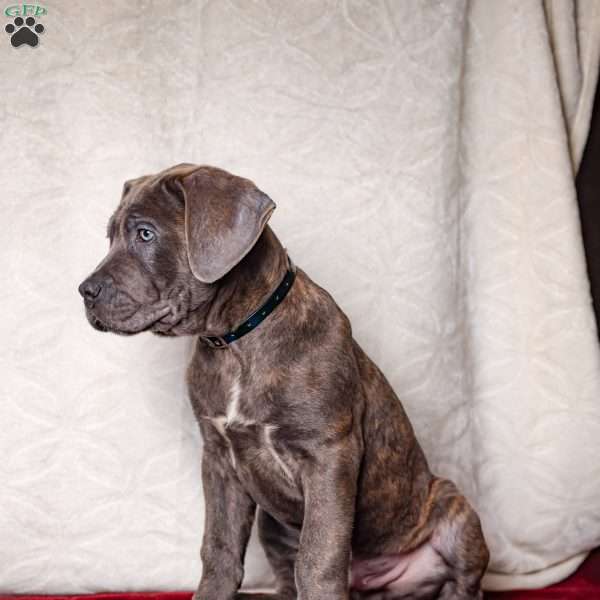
xmin=79 ymin=164 xmax=489 ymax=600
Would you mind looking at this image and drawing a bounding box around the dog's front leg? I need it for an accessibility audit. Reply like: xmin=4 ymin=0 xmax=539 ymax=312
xmin=295 ymin=444 xmax=359 ymax=600
xmin=194 ymin=446 xmax=256 ymax=600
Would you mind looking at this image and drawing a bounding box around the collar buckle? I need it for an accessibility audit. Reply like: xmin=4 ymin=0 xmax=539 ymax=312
xmin=201 ymin=335 xmax=229 ymax=349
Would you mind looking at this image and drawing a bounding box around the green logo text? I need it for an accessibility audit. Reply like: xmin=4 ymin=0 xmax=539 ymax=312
xmin=4 ymin=4 xmax=47 ymax=17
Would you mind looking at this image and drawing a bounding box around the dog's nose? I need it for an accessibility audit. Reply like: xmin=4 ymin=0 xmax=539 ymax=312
xmin=78 ymin=276 xmax=103 ymax=301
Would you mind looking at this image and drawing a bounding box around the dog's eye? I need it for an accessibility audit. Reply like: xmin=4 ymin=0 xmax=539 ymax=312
xmin=136 ymin=228 xmax=155 ymax=242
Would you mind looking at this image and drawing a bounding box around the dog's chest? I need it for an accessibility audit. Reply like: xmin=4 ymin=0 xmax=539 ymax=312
xmin=201 ymin=377 xmax=297 ymax=488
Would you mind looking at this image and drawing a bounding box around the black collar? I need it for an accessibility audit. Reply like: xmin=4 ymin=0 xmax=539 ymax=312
xmin=200 ymin=255 xmax=296 ymax=349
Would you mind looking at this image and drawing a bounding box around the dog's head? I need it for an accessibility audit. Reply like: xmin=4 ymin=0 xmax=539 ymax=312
xmin=78 ymin=164 xmax=275 ymax=336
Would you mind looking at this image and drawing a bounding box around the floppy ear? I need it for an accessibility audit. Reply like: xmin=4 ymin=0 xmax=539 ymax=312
xmin=174 ymin=166 xmax=276 ymax=283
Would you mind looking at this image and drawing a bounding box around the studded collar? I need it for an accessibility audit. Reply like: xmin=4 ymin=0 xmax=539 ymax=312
xmin=199 ymin=255 xmax=296 ymax=349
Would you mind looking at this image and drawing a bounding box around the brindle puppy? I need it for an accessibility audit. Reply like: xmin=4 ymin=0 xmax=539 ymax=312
xmin=79 ymin=164 xmax=489 ymax=600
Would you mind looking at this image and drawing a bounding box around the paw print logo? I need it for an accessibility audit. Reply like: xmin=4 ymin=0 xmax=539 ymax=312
xmin=5 ymin=16 xmax=44 ymax=47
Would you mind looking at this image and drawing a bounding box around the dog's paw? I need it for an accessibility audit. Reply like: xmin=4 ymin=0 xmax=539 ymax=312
xmin=5 ymin=16 xmax=44 ymax=47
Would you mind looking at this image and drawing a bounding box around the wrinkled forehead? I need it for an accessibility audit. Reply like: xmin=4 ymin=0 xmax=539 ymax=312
xmin=107 ymin=171 xmax=185 ymax=237
xmin=122 ymin=163 xmax=196 ymax=198
xmin=119 ymin=164 xmax=198 ymax=213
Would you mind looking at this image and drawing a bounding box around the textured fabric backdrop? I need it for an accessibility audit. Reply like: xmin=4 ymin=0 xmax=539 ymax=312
xmin=2 ymin=0 xmax=600 ymax=594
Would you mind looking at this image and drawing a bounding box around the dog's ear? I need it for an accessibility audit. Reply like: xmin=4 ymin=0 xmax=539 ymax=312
xmin=173 ymin=166 xmax=276 ymax=283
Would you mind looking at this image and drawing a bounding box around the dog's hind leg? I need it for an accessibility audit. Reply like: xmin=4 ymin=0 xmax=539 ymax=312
xmin=428 ymin=479 xmax=489 ymax=600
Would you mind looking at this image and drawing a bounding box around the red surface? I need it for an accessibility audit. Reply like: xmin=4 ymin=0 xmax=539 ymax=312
xmin=486 ymin=548 xmax=600 ymax=599
xmin=1 ymin=548 xmax=599 ymax=600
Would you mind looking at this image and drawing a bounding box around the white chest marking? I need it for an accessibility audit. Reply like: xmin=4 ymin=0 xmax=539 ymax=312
xmin=205 ymin=380 xmax=293 ymax=481
xmin=210 ymin=378 xmax=255 ymax=433
xmin=226 ymin=378 xmax=242 ymax=423
xmin=208 ymin=378 xmax=255 ymax=467
xmin=264 ymin=424 xmax=294 ymax=481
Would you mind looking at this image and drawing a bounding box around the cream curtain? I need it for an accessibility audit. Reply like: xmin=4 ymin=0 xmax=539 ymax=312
xmin=2 ymin=0 xmax=600 ymax=593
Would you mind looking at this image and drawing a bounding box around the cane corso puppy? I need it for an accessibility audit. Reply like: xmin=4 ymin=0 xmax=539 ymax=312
xmin=79 ymin=164 xmax=489 ymax=599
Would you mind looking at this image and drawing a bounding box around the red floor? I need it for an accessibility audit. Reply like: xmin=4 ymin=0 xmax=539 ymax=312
xmin=2 ymin=548 xmax=599 ymax=600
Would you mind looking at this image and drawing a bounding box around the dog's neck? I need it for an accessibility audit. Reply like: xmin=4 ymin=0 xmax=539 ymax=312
xmin=199 ymin=226 xmax=289 ymax=337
